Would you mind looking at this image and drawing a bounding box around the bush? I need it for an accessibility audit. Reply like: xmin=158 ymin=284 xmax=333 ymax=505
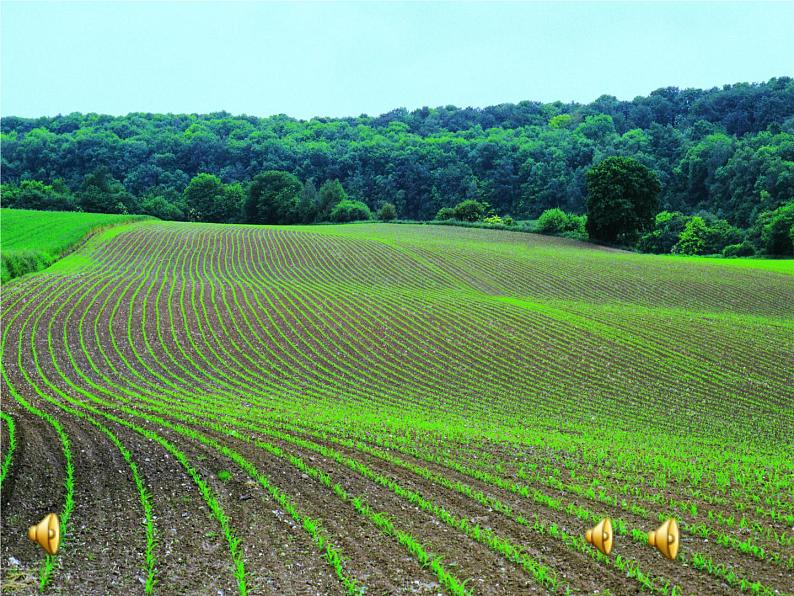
xmin=435 ymin=207 xmax=456 ymax=221
xmin=1 ymin=250 xmax=52 ymax=283
xmin=536 ymin=208 xmax=587 ymax=239
xmin=141 ymin=195 xmax=184 ymax=220
xmin=700 ymin=217 xmax=744 ymax=255
xmin=722 ymin=241 xmax=756 ymax=257
xmin=2 ymin=180 xmax=78 ymax=212
xmin=377 ymin=202 xmax=397 ymax=221
xmin=674 ymin=216 xmax=708 ymax=255
xmin=317 ymin=179 xmax=348 ymax=222
xmin=637 ymin=211 xmax=690 ymax=253
xmin=329 ymin=199 xmax=372 ymax=223
xmin=536 ymin=208 xmax=570 ymax=234
xmin=453 ymin=199 xmax=487 ymax=222
xmin=483 ymin=215 xmax=504 ymax=226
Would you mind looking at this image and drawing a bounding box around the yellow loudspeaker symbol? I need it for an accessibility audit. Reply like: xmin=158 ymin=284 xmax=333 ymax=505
xmin=648 ymin=518 xmax=679 ymax=560
xmin=28 ymin=513 xmax=60 ymax=555
xmin=585 ymin=517 xmax=613 ymax=555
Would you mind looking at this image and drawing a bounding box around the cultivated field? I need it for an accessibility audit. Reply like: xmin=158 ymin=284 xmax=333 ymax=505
xmin=1 ymin=218 xmax=792 ymax=594
xmin=0 ymin=209 xmax=149 ymax=283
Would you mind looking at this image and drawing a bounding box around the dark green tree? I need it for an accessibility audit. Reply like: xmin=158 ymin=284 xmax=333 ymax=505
xmin=636 ymin=211 xmax=690 ymax=253
xmin=245 ymin=170 xmax=302 ymax=224
xmin=585 ymin=157 xmax=661 ymax=243
xmin=297 ymin=178 xmax=319 ymax=223
xmin=377 ymin=202 xmax=397 ymax=221
xmin=761 ymin=200 xmax=794 ymax=255
xmin=2 ymin=180 xmax=77 ymax=211
xmin=79 ymin=168 xmax=137 ymax=214
xmin=317 ymin=179 xmax=348 ymax=221
xmin=183 ymin=173 xmax=240 ymax=223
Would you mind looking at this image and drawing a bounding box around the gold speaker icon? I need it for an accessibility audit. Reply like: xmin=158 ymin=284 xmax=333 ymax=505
xmin=648 ymin=518 xmax=679 ymax=560
xmin=28 ymin=513 xmax=60 ymax=555
xmin=585 ymin=517 xmax=613 ymax=555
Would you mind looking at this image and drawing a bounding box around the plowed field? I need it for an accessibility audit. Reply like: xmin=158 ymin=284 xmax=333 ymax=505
xmin=2 ymin=220 xmax=792 ymax=595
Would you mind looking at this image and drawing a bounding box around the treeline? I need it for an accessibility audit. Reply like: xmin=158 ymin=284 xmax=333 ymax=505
xmin=1 ymin=77 xmax=793 ymax=251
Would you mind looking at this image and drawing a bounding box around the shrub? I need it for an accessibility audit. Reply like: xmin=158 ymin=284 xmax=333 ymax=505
xmin=141 ymin=195 xmax=184 ymax=220
xmin=2 ymin=180 xmax=78 ymax=211
xmin=435 ymin=207 xmax=456 ymax=221
xmin=329 ymin=200 xmax=372 ymax=223
xmin=674 ymin=216 xmax=708 ymax=255
xmin=1 ymin=250 xmax=52 ymax=283
xmin=453 ymin=199 xmax=487 ymax=222
xmin=317 ymin=179 xmax=348 ymax=222
xmin=536 ymin=208 xmax=570 ymax=234
xmin=536 ymin=209 xmax=587 ymax=239
xmin=483 ymin=215 xmax=504 ymax=226
xmin=722 ymin=241 xmax=756 ymax=258
xmin=377 ymin=202 xmax=397 ymax=221
xmin=636 ymin=211 xmax=690 ymax=254
xmin=700 ymin=217 xmax=744 ymax=255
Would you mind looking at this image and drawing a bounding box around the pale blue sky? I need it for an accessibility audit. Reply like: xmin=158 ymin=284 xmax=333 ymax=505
xmin=2 ymin=1 xmax=792 ymax=119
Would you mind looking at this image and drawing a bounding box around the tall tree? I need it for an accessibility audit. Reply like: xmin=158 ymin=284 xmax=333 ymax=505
xmin=245 ymin=170 xmax=302 ymax=224
xmin=79 ymin=167 xmax=137 ymax=214
xmin=183 ymin=173 xmax=239 ymax=223
xmin=585 ymin=157 xmax=661 ymax=243
xmin=317 ymin=179 xmax=347 ymax=221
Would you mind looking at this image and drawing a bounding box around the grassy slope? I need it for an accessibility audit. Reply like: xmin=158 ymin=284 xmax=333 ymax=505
xmin=0 ymin=208 xmax=150 ymax=282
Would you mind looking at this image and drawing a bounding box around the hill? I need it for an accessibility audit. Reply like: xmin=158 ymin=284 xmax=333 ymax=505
xmin=1 ymin=221 xmax=792 ymax=593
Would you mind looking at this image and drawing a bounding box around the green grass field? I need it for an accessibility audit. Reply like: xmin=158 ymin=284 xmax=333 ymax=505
xmin=0 ymin=208 xmax=150 ymax=283
xmin=1 ymin=215 xmax=792 ymax=594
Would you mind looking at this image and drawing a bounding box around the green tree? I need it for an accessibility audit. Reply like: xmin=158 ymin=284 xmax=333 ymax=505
xmin=317 ymin=179 xmax=347 ymax=221
xmin=79 ymin=168 xmax=137 ymax=214
xmin=245 ymin=170 xmax=302 ymax=225
xmin=674 ymin=216 xmax=708 ymax=255
xmin=2 ymin=180 xmax=77 ymax=211
xmin=377 ymin=202 xmax=397 ymax=221
xmin=585 ymin=157 xmax=661 ymax=243
xmin=297 ymin=178 xmax=319 ymax=223
xmin=760 ymin=200 xmax=794 ymax=255
xmin=183 ymin=173 xmax=239 ymax=223
xmin=636 ymin=211 xmax=690 ymax=254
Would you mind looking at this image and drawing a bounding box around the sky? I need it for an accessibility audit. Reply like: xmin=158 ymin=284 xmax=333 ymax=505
xmin=2 ymin=1 xmax=793 ymax=120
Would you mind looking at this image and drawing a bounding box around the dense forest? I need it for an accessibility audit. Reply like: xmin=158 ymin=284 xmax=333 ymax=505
xmin=2 ymin=77 xmax=793 ymax=254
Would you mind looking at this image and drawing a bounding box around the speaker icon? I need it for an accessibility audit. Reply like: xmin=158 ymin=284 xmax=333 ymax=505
xmin=585 ymin=517 xmax=613 ymax=555
xmin=648 ymin=518 xmax=679 ymax=560
xmin=28 ymin=513 xmax=60 ymax=555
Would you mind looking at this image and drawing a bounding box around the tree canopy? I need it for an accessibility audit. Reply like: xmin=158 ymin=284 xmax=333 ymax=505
xmin=2 ymin=78 xmax=792 ymax=227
